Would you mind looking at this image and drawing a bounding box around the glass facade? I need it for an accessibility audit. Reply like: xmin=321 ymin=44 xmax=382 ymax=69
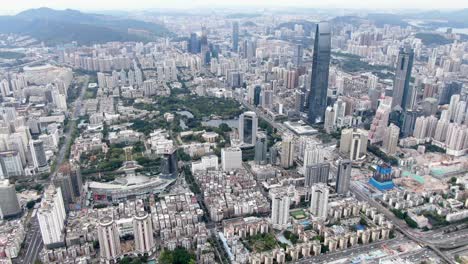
xmin=308 ymin=22 xmax=331 ymax=124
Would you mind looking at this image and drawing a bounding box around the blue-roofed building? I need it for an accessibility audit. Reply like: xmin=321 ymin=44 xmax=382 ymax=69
xmin=369 ymin=163 xmax=394 ymax=191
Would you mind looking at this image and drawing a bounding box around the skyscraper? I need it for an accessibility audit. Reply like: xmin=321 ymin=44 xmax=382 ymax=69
xmin=270 ymin=191 xmax=290 ymax=229
xmin=188 ymin=33 xmax=200 ymax=54
xmin=336 ymin=160 xmax=352 ymax=194
xmin=293 ymin=44 xmax=303 ymax=66
xmin=133 ymin=211 xmax=155 ymax=254
xmin=339 ymin=128 xmax=368 ymax=161
xmin=160 ymin=149 xmax=178 ymax=178
xmin=310 ymin=183 xmax=329 ymax=219
xmin=253 ymin=85 xmax=262 ymax=106
xmin=280 ymin=134 xmax=294 ymax=169
xmin=308 ymin=22 xmax=331 ymax=124
xmin=368 ymin=98 xmax=391 ymax=144
xmin=0 ymin=180 xmax=21 ymax=219
xmin=232 ymin=21 xmax=239 ymax=53
xmin=0 ymin=150 xmax=23 ymax=178
xmin=303 ymin=144 xmax=324 ymax=171
xmin=402 ymin=110 xmax=421 ymax=138
xmin=239 ymin=111 xmax=258 ymax=146
xmin=98 ymin=217 xmax=122 ymax=263
xmin=53 ymin=171 xmax=75 ymax=211
xmin=383 ymin=124 xmax=400 ymax=155
xmin=391 ymin=47 xmax=414 ymax=111
xmin=38 ymin=185 xmax=66 ymax=248
xmin=254 ymin=132 xmax=268 ymax=165
xmin=200 ymin=26 xmax=210 ymax=65
xmin=30 ymin=139 xmax=49 ymax=172
xmin=304 ymin=162 xmax=330 ymax=187
xmin=221 ymin=147 xmax=242 ymax=171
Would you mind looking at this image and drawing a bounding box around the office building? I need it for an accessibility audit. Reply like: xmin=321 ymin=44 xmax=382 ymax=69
xmin=0 ymin=151 xmax=23 ymax=178
xmin=293 ymin=44 xmax=303 ymax=66
xmin=339 ymin=128 xmax=368 ymax=161
xmin=200 ymin=26 xmax=210 ymax=65
xmin=254 ymin=132 xmax=268 ymax=165
xmin=133 ymin=211 xmax=155 ymax=254
xmin=98 ymin=217 xmax=122 ymax=263
xmin=53 ymin=171 xmax=75 ymax=211
xmin=242 ymin=38 xmax=256 ymax=59
xmin=160 ymin=149 xmax=178 ymax=178
xmin=402 ymin=110 xmax=421 ymax=138
xmin=310 ymin=184 xmax=329 ymax=219
xmin=38 ymin=185 xmax=66 ymax=248
xmin=308 ymin=22 xmax=331 ymax=124
xmin=336 ymin=159 xmax=352 ymax=194
xmin=253 ymin=85 xmax=262 ymax=106
xmin=232 ymin=21 xmax=239 ymax=53
xmin=239 ymin=111 xmax=258 ymax=146
xmin=391 ymin=47 xmax=414 ymax=111
xmin=304 ymin=162 xmax=330 ymax=187
xmin=30 ymin=139 xmax=49 ymax=172
xmin=0 ymin=180 xmax=21 ymax=219
xmin=439 ymin=81 xmax=462 ymax=105
xmin=270 ymin=191 xmax=290 ymax=229
xmin=188 ymin=33 xmax=200 ymax=54
xmin=221 ymin=147 xmax=242 ymax=171
xmin=383 ymin=124 xmax=400 ymax=155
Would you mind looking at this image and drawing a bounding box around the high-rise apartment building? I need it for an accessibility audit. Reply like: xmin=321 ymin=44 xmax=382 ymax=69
xmin=303 ymin=145 xmax=324 ymax=171
xmin=310 ymin=184 xmax=329 ymax=219
xmin=270 ymin=191 xmax=290 ymax=229
xmin=280 ymin=135 xmax=294 ymax=169
xmin=383 ymin=124 xmax=400 ymax=155
xmin=304 ymin=162 xmax=330 ymax=187
xmin=368 ymin=98 xmax=391 ymax=144
xmin=38 ymin=185 xmax=66 ymax=247
xmin=98 ymin=217 xmax=122 ymax=263
xmin=133 ymin=211 xmax=155 ymax=254
xmin=308 ymin=22 xmax=331 ymax=124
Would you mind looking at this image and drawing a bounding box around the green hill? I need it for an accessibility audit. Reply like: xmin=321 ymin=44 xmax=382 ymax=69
xmin=0 ymin=7 xmax=173 ymax=45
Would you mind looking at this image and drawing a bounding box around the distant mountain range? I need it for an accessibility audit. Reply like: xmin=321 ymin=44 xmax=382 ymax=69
xmin=334 ymin=9 xmax=468 ymax=29
xmin=0 ymin=8 xmax=173 ymax=45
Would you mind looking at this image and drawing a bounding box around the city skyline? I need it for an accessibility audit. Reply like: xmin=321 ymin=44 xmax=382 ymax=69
xmin=1 ymin=0 xmax=468 ymax=14
xmin=0 ymin=2 xmax=467 ymax=264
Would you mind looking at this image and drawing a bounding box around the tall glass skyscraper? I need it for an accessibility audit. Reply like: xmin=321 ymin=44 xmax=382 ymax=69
xmin=392 ymin=47 xmax=414 ymax=111
xmin=239 ymin=111 xmax=258 ymax=146
xmin=232 ymin=21 xmax=239 ymax=53
xmin=308 ymin=22 xmax=331 ymax=124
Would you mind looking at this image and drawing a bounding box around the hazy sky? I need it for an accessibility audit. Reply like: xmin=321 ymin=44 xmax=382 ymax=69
xmin=1 ymin=0 xmax=468 ymax=14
